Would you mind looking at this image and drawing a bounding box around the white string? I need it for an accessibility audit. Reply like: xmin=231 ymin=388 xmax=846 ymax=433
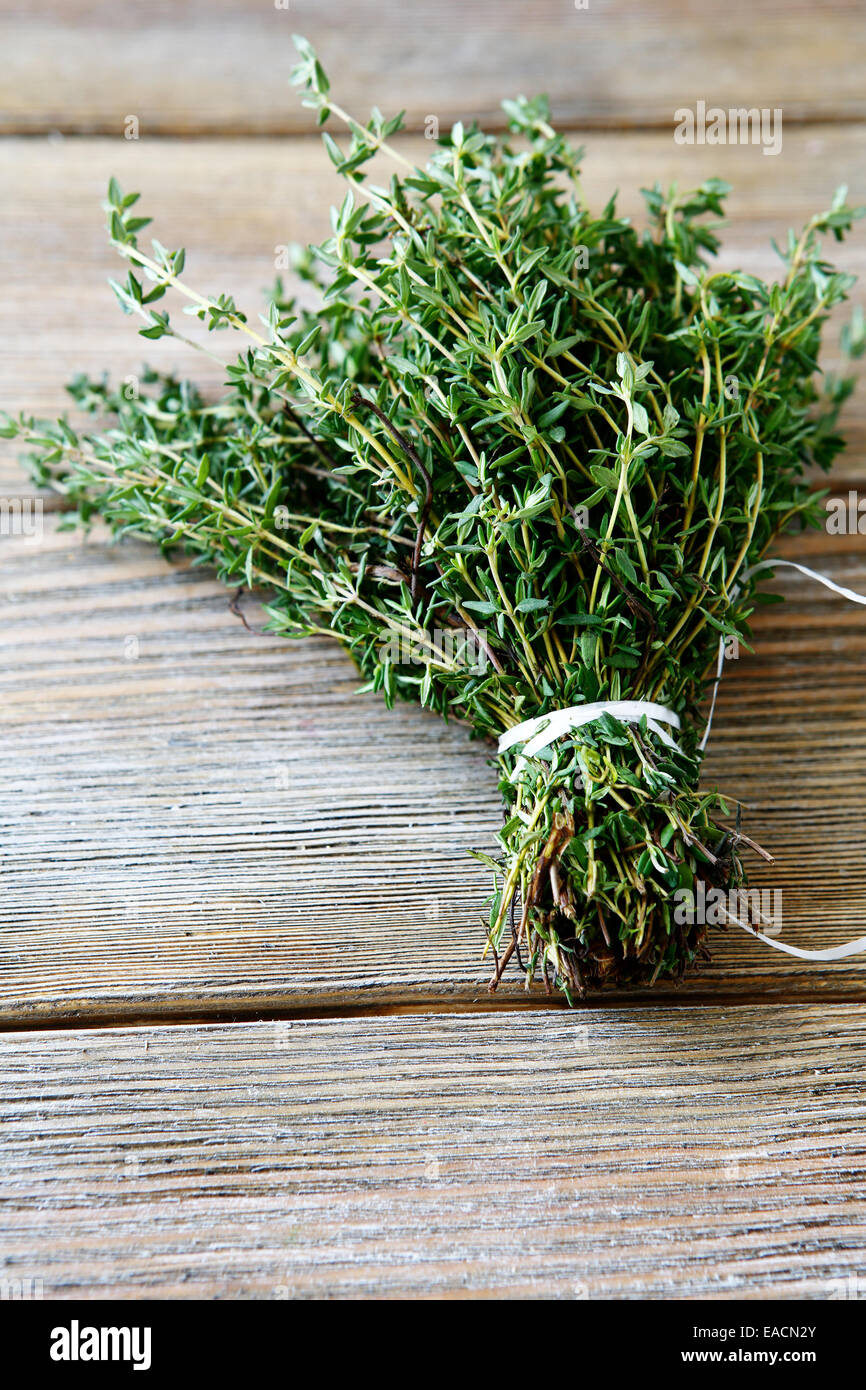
xmin=497 ymin=700 xmax=681 ymax=771
xmin=722 ymin=912 xmax=866 ymax=961
xmin=701 ymin=556 xmax=866 ymax=961
xmin=700 ymin=557 xmax=866 ymax=752
xmin=499 ymin=558 xmax=866 ymax=962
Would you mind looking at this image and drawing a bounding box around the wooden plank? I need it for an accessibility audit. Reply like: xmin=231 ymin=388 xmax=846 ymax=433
xmin=1 ymin=1007 xmax=864 ymax=1298
xmin=1 ymin=0 xmax=865 ymax=136
xmin=1 ymin=128 xmax=866 ymax=1022
xmin=3 ymin=124 xmax=866 ymax=498
xmin=1 ymin=514 xmax=866 ymax=1021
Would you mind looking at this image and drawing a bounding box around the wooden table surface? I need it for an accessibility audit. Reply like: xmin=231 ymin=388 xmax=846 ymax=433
xmin=1 ymin=0 xmax=865 ymax=1299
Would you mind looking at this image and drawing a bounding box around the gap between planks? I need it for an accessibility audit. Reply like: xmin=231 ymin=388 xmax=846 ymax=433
xmin=5 ymin=987 xmax=866 ymax=1037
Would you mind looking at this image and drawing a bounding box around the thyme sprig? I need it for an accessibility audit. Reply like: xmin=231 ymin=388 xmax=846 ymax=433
xmin=5 ymin=37 xmax=863 ymax=996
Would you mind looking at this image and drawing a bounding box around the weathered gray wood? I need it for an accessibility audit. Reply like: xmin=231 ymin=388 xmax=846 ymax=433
xmin=1 ymin=509 xmax=865 ymax=1022
xmin=1 ymin=0 xmax=864 ymax=135
xmin=1 ymin=1008 xmax=864 ymax=1298
xmin=2 ymin=128 xmax=866 ymax=1022
xmin=3 ymin=125 xmax=865 ymax=499
xmin=2 ymin=5 xmax=864 ymax=1312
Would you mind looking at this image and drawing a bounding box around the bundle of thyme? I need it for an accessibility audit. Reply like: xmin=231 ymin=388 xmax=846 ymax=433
xmin=6 ymin=38 xmax=864 ymax=997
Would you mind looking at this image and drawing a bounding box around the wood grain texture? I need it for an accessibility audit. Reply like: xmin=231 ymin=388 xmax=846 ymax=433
xmin=1 ymin=514 xmax=866 ymax=1022
xmin=3 ymin=6 xmax=864 ymax=1311
xmin=1 ymin=130 xmax=866 ymax=1023
xmin=1 ymin=1007 xmax=864 ymax=1298
xmin=2 ymin=0 xmax=865 ymax=136
xmin=3 ymin=124 xmax=866 ymax=497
